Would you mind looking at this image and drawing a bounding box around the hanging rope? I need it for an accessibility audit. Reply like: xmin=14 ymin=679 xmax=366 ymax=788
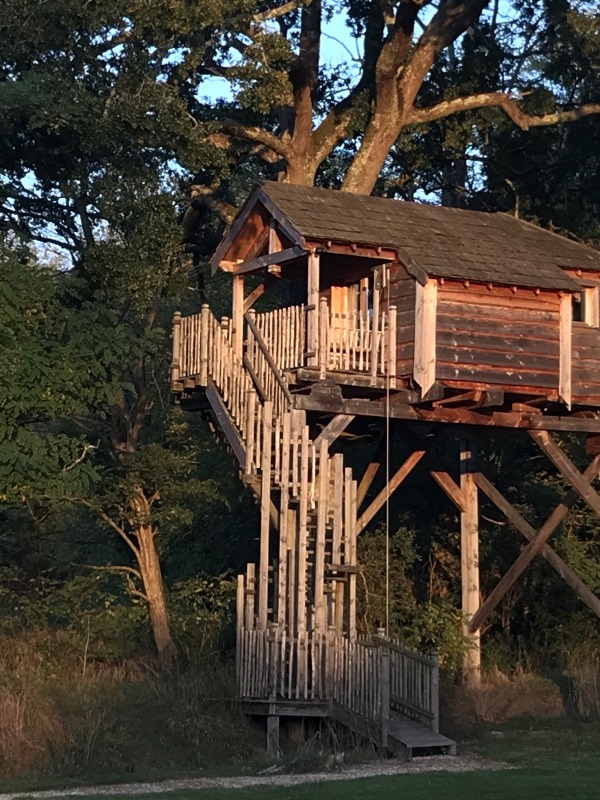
xmin=384 ymin=263 xmax=391 ymax=638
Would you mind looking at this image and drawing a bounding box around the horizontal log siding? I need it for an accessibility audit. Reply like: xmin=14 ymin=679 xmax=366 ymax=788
xmin=389 ymin=265 xmax=415 ymax=377
xmin=572 ymin=323 xmax=600 ymax=404
xmin=435 ymin=284 xmax=561 ymax=394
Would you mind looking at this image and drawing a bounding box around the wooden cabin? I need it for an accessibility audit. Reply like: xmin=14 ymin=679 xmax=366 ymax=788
xmin=171 ymin=183 xmax=600 ymax=758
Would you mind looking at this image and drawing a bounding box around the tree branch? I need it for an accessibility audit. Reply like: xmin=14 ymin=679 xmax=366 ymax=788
xmin=206 ymin=119 xmax=292 ymax=158
xmin=409 ymin=93 xmax=600 ymax=129
xmin=73 ymin=498 xmax=141 ymax=560
xmin=254 ymin=0 xmax=314 ymax=23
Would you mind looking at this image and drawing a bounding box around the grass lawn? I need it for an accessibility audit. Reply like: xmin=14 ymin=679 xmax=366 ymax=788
xmin=4 ymin=718 xmax=600 ymax=800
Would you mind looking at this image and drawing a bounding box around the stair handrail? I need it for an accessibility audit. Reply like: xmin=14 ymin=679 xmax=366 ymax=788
xmin=245 ymin=310 xmax=293 ymax=409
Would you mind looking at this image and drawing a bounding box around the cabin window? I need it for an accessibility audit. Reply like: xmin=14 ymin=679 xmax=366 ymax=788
xmin=573 ymin=287 xmax=600 ymax=327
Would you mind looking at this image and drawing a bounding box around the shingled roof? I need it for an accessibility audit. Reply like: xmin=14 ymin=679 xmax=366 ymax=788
xmin=259 ymin=181 xmax=599 ymax=292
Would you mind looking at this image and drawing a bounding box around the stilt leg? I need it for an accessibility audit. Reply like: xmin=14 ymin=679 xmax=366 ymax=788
xmin=460 ymin=439 xmax=481 ymax=687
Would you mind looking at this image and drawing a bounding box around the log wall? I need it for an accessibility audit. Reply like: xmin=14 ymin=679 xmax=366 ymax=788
xmin=572 ymin=323 xmax=600 ymax=405
xmin=435 ymin=282 xmax=562 ymax=395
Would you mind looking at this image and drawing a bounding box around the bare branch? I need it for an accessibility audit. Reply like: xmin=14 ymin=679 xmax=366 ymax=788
xmin=73 ymin=498 xmax=141 ymax=560
xmin=62 ymin=442 xmax=98 ymax=473
xmin=206 ymin=119 xmax=292 ymax=158
xmin=254 ymin=0 xmax=313 ymax=23
xmin=408 ymin=92 xmax=600 ymax=129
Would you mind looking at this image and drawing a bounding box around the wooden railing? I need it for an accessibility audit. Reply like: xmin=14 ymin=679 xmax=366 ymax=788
xmin=245 ymin=309 xmax=293 ymax=418
xmin=235 ymin=628 xmax=440 ymax=741
xmin=253 ymin=305 xmax=306 ymax=371
xmin=384 ymin=638 xmax=440 ymax=732
xmin=318 ymin=298 xmax=397 ymax=384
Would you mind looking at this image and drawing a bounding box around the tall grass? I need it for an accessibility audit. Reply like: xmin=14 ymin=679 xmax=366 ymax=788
xmin=0 ymin=629 xmax=261 ymax=780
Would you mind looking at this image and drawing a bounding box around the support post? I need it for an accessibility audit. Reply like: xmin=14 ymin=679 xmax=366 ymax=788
xmin=258 ymin=402 xmax=273 ymax=630
xmin=232 ymin=274 xmax=244 ymax=358
xmin=460 ymin=439 xmax=480 ymax=687
xmin=266 ymin=713 xmax=280 ymax=759
xmin=171 ymin=311 xmax=181 ymax=385
xmin=380 ymin=645 xmax=390 ymax=749
xmin=307 ymin=251 xmax=320 ymax=366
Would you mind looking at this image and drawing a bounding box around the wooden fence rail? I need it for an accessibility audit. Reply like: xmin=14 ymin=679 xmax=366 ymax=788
xmin=236 ymin=628 xmax=439 ymax=737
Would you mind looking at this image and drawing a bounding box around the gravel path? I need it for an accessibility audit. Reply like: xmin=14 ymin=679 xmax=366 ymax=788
xmin=0 ymin=755 xmax=509 ymax=799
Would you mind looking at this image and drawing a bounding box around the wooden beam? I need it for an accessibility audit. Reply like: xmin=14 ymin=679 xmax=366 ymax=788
xmin=306 ymin=252 xmax=319 ymax=367
xmin=243 ymin=282 xmax=266 ymax=313
xmin=559 ymin=293 xmax=572 ymax=409
xmin=313 ymin=414 xmax=355 ymax=448
xmin=294 ymin=393 xmax=600 ymax=433
xmin=355 ymin=450 xmax=426 ymax=536
xmin=460 ymin=440 xmax=480 ymax=687
xmin=429 ymin=463 xmax=466 ymax=512
xmin=414 ymin=279 xmax=437 ymax=396
xmin=529 ymin=430 xmax=600 ymax=517
xmin=475 ymin=471 xmax=600 ymax=623
xmin=243 ymin=474 xmax=279 ymax=529
xmin=232 ymin=274 xmax=244 ymax=358
xmin=471 ymin=455 xmax=600 ymax=633
xmin=234 ymin=245 xmax=306 ymax=275
xmin=357 ymin=462 xmax=381 ymax=509
xmin=258 ymin=402 xmax=273 ymax=630
xmin=205 ymin=380 xmax=246 ymax=469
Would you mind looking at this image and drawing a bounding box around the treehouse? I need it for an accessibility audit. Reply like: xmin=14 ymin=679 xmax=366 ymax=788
xmin=172 ymin=182 xmax=600 ymax=758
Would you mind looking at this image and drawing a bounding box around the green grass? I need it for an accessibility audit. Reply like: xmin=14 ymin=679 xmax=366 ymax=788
xmin=6 ymin=717 xmax=600 ymax=800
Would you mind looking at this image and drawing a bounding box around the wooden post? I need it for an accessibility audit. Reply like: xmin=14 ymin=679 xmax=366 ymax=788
xmin=307 ymin=251 xmax=320 ymax=366
xmin=370 ymin=272 xmax=380 ymax=380
xmin=559 ymin=293 xmax=572 ymax=409
xmin=460 ymin=439 xmax=481 ymax=686
xmin=232 ymin=274 xmax=244 ymax=358
xmin=199 ymin=304 xmax=210 ymax=386
xmin=266 ymin=714 xmax=280 ymax=759
xmin=414 ymin=279 xmax=437 ymax=396
xmin=171 ymin=311 xmax=181 ymax=385
xmin=259 ymin=402 xmax=273 ymax=630
xmin=318 ymin=297 xmax=329 ymax=379
xmin=431 ymin=652 xmax=440 ymax=733
xmin=380 ymin=645 xmax=390 ymax=749
xmin=314 ymin=438 xmax=328 ymax=633
xmin=387 ymin=305 xmax=397 ymax=389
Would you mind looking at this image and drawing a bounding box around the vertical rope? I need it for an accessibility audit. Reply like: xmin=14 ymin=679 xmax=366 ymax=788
xmin=384 ymin=264 xmax=391 ymax=638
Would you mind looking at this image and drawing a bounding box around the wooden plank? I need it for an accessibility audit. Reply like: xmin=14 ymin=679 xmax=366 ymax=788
xmin=355 ymin=450 xmax=427 ymax=536
xmin=307 ymin=252 xmax=320 ymax=367
xmin=314 ymin=439 xmax=328 ymax=633
xmin=297 ymin=426 xmax=309 ymax=633
xmin=313 ymin=414 xmax=355 ymax=448
xmin=428 ymin=461 xmax=465 ymax=512
xmin=234 ymin=245 xmax=306 ymax=275
xmin=559 ymin=293 xmax=573 ymax=408
xmin=278 ymin=413 xmax=291 ymax=629
xmin=258 ymin=402 xmax=273 ymax=630
xmin=245 ymin=563 xmax=256 ymax=630
xmin=205 ymin=380 xmax=246 ymax=469
xmin=413 ymin=279 xmax=437 ymax=395
xmin=460 ymin=440 xmax=480 ymax=687
xmin=475 ymin=471 xmax=600 ymax=621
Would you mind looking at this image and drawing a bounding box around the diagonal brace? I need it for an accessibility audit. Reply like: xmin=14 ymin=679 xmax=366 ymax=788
xmin=474 ymin=472 xmax=600 ymax=622
xmin=470 ymin=455 xmax=600 ymax=633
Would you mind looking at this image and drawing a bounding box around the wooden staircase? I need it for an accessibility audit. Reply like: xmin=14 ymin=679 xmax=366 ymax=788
xmin=172 ymin=304 xmax=455 ymax=757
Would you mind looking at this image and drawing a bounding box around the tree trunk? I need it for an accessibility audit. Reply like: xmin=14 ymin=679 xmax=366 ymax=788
xmin=130 ymin=487 xmax=177 ymax=667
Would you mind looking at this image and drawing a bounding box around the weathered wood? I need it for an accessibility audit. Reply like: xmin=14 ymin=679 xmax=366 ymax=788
xmin=232 ymin=275 xmax=244 ymax=357
xmin=460 ymin=440 xmax=480 ymax=687
xmin=559 ymin=293 xmax=572 ymax=408
xmin=314 ymin=439 xmax=329 ymax=633
xmin=205 ymin=380 xmax=246 ymax=469
xmin=479 ymin=469 xmax=600 ymax=603
xmin=258 ymin=402 xmax=273 ymax=630
xmin=314 ymin=414 xmax=355 ymax=448
xmin=414 ymin=279 xmax=437 ymax=395
xmin=530 ymin=430 xmax=600 ymax=517
xmin=171 ymin=311 xmax=182 ymax=385
xmin=472 ymin=462 xmax=600 ymax=631
xmin=355 ymin=450 xmax=427 ymax=536
xmin=428 ymin=461 xmax=466 ymax=512
xmin=234 ymin=245 xmax=306 ymax=275
xmin=307 ymin=252 xmax=320 ymax=367
xmin=357 ymin=461 xmax=381 ymax=509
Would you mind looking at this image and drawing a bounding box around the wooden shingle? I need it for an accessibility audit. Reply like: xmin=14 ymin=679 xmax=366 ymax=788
xmin=260 ymin=182 xmax=597 ymax=291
